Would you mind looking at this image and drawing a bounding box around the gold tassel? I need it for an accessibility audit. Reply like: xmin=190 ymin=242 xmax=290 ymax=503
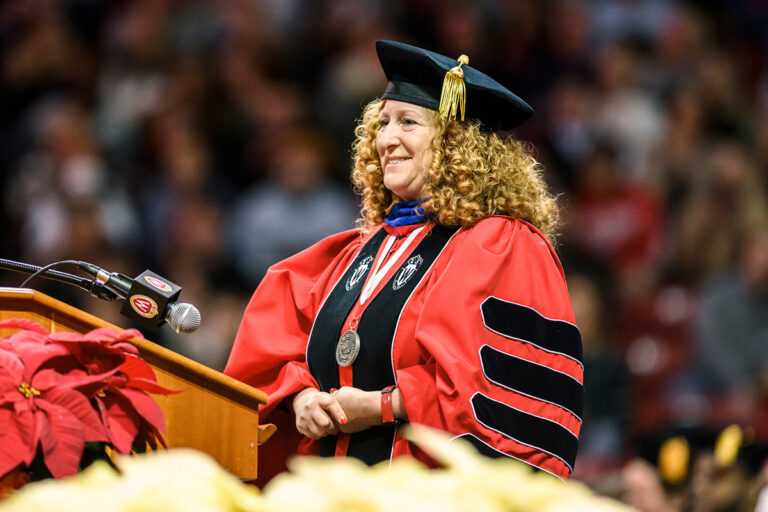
xmin=439 ymin=54 xmax=469 ymax=122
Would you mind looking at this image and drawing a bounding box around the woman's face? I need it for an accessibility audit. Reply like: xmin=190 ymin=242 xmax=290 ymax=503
xmin=376 ymin=100 xmax=436 ymax=201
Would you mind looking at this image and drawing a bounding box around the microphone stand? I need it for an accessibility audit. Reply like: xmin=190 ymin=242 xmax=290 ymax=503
xmin=0 ymin=258 xmax=119 ymax=301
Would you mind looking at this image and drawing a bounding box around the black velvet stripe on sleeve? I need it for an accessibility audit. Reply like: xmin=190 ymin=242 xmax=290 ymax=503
xmin=480 ymin=297 xmax=583 ymax=366
xmin=479 ymin=345 xmax=583 ymax=420
xmin=471 ymin=393 xmax=578 ymax=471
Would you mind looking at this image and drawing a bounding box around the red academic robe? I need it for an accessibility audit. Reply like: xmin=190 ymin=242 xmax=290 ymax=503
xmin=224 ymin=215 xmax=583 ymax=482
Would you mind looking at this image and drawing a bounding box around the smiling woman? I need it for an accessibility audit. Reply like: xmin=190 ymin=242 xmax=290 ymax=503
xmin=225 ymin=40 xmax=583 ymax=484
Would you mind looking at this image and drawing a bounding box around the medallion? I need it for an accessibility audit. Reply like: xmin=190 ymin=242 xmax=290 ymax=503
xmin=336 ymin=329 xmax=361 ymax=367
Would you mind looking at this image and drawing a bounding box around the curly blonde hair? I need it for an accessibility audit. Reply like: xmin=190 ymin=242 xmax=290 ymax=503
xmin=351 ymin=99 xmax=560 ymax=243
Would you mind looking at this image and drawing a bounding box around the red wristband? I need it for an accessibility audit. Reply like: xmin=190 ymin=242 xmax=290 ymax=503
xmin=381 ymin=385 xmax=397 ymax=424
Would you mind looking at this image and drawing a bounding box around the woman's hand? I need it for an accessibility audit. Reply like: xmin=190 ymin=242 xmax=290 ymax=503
xmin=331 ymin=387 xmax=381 ymax=433
xmin=330 ymin=386 xmax=408 ymax=433
xmin=292 ymin=388 xmax=347 ymax=440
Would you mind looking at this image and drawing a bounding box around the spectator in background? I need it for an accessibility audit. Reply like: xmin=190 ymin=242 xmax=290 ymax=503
xmin=588 ymin=0 xmax=678 ymax=51
xmin=228 ymin=127 xmax=358 ymax=286
xmin=695 ymin=225 xmax=768 ymax=433
xmin=570 ymin=272 xmax=629 ymax=479
xmin=621 ymin=424 xmax=768 ymax=512
xmin=591 ymin=42 xmax=664 ymax=181
xmin=669 ymin=138 xmax=768 ymax=285
xmin=4 ymin=99 xmax=139 ymax=265
xmin=621 ymin=457 xmax=677 ymax=512
xmin=95 ymin=0 xmax=169 ymax=162
xmin=137 ymin=101 xmax=231 ymax=271
xmin=314 ymin=19 xmax=390 ymax=171
xmin=652 ymin=86 xmax=708 ymax=217
xmin=542 ymin=74 xmax=596 ymax=190
xmin=646 ymin=6 xmax=709 ymax=97
xmin=695 ymin=48 xmax=751 ymax=137
xmin=567 ymin=142 xmax=664 ymax=296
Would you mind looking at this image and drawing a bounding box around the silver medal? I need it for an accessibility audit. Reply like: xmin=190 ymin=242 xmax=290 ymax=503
xmin=336 ymin=330 xmax=360 ymax=367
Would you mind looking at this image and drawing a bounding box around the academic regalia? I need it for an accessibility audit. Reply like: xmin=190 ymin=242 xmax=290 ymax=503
xmin=225 ymin=213 xmax=583 ymax=480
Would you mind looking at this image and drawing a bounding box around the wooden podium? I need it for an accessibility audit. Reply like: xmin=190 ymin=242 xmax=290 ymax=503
xmin=0 ymin=287 xmax=273 ymax=480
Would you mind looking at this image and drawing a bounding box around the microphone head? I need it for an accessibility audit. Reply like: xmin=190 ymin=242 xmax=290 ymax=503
xmin=166 ymin=302 xmax=201 ymax=334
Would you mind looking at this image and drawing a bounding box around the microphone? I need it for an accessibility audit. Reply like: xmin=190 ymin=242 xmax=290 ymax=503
xmin=77 ymin=262 xmax=201 ymax=334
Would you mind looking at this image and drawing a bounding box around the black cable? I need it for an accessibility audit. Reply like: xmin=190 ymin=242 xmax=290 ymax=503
xmin=1 ymin=258 xmax=91 ymax=288
xmin=20 ymin=260 xmax=81 ymax=288
xmin=0 ymin=258 xmax=119 ymax=300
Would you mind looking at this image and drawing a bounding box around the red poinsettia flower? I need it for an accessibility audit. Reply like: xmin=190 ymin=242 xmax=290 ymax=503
xmin=0 ymin=319 xmax=178 ymax=480
xmin=0 ymin=323 xmax=115 ymax=479
xmin=51 ymin=327 xmax=180 ymax=453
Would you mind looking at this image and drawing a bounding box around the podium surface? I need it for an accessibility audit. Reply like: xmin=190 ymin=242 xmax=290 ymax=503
xmin=0 ymin=287 xmax=268 ymax=479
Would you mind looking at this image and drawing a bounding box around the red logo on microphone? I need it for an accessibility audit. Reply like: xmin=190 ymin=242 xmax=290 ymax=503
xmin=130 ymin=295 xmax=159 ymax=318
xmin=144 ymin=275 xmax=173 ymax=292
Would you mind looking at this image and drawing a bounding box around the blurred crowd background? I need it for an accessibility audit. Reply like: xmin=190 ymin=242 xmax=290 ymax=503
xmin=2 ymin=0 xmax=768 ymax=509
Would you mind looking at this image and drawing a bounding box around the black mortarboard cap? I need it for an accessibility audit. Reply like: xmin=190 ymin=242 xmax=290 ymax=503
xmin=376 ymin=40 xmax=534 ymax=131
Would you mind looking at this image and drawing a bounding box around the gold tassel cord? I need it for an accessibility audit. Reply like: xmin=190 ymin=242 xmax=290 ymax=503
xmin=439 ymin=54 xmax=469 ymax=122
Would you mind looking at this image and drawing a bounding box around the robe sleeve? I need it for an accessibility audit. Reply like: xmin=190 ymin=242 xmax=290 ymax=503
xmin=224 ymin=228 xmax=366 ymax=419
xmin=395 ymin=217 xmax=583 ymax=479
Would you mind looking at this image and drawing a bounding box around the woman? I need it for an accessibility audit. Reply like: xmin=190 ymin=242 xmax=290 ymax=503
xmin=225 ymin=40 xmax=583 ymax=481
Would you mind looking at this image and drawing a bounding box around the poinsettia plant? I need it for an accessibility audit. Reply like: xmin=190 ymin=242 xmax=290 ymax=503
xmin=0 ymin=318 xmax=178 ymax=482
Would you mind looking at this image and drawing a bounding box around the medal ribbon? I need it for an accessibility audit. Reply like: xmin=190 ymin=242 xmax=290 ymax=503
xmin=359 ymin=226 xmax=425 ymax=306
